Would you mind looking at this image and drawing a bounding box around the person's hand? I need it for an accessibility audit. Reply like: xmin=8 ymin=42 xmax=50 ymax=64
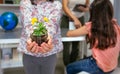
xmin=26 ymin=36 xmax=53 ymax=53
xmin=74 ymin=18 xmax=82 ymax=28
xmin=78 ymin=6 xmax=89 ymax=12
xmin=38 ymin=37 xmax=53 ymax=53
xmin=26 ymin=38 xmax=39 ymax=53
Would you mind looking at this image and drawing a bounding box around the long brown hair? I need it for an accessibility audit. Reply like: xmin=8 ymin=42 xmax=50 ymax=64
xmin=87 ymin=0 xmax=117 ymax=50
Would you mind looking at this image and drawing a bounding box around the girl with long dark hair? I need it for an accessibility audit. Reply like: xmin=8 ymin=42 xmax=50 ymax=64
xmin=66 ymin=0 xmax=120 ymax=74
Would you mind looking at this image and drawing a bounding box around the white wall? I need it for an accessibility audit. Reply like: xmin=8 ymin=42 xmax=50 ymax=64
xmin=114 ymin=0 xmax=120 ymax=25
xmin=110 ymin=0 xmax=114 ymax=4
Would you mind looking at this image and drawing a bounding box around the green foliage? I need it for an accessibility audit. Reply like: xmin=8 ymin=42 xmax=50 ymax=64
xmin=32 ymin=22 xmax=47 ymax=36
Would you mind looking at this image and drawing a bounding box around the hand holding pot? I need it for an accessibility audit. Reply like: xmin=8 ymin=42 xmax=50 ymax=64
xmin=26 ymin=36 xmax=53 ymax=53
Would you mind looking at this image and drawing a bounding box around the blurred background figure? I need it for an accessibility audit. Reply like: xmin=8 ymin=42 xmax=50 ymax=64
xmin=61 ymin=0 xmax=90 ymax=66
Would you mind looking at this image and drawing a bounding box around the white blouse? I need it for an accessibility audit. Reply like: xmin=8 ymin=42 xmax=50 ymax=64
xmin=68 ymin=0 xmax=86 ymax=18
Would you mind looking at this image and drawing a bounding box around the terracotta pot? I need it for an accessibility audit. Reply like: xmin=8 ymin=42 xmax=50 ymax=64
xmin=30 ymin=34 xmax=48 ymax=46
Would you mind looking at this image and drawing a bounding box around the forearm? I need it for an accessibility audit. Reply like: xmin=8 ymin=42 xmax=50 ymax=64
xmin=85 ymin=0 xmax=90 ymax=7
xmin=85 ymin=0 xmax=90 ymax=12
xmin=62 ymin=0 xmax=78 ymax=21
xmin=66 ymin=26 xmax=88 ymax=37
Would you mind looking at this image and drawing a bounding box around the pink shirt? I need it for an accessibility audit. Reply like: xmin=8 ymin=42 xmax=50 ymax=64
xmin=85 ymin=20 xmax=120 ymax=72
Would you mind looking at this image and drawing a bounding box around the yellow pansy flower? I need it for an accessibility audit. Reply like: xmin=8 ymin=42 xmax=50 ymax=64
xmin=31 ymin=17 xmax=48 ymax=37
xmin=31 ymin=18 xmax=38 ymax=25
xmin=43 ymin=17 xmax=49 ymax=22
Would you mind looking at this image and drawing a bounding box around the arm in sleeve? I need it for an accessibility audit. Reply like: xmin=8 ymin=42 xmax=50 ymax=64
xmin=48 ymin=1 xmax=63 ymax=50
xmin=20 ymin=0 xmax=32 ymax=22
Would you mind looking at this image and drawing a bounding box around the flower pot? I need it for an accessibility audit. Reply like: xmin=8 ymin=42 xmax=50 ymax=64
xmin=30 ymin=34 xmax=48 ymax=46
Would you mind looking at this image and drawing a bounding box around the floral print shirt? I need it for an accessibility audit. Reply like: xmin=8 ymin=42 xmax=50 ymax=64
xmin=17 ymin=0 xmax=63 ymax=57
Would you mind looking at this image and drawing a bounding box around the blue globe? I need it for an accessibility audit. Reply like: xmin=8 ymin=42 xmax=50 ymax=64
xmin=0 ymin=12 xmax=18 ymax=31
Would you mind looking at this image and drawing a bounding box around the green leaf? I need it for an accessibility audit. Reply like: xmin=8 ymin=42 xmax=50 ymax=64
xmin=33 ymin=22 xmax=47 ymax=36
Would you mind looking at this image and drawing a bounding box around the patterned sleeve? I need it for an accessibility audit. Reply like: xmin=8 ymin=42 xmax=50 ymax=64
xmin=48 ymin=1 xmax=63 ymax=51
xmin=48 ymin=1 xmax=62 ymax=34
xmin=20 ymin=0 xmax=32 ymax=22
xmin=17 ymin=0 xmax=32 ymax=53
